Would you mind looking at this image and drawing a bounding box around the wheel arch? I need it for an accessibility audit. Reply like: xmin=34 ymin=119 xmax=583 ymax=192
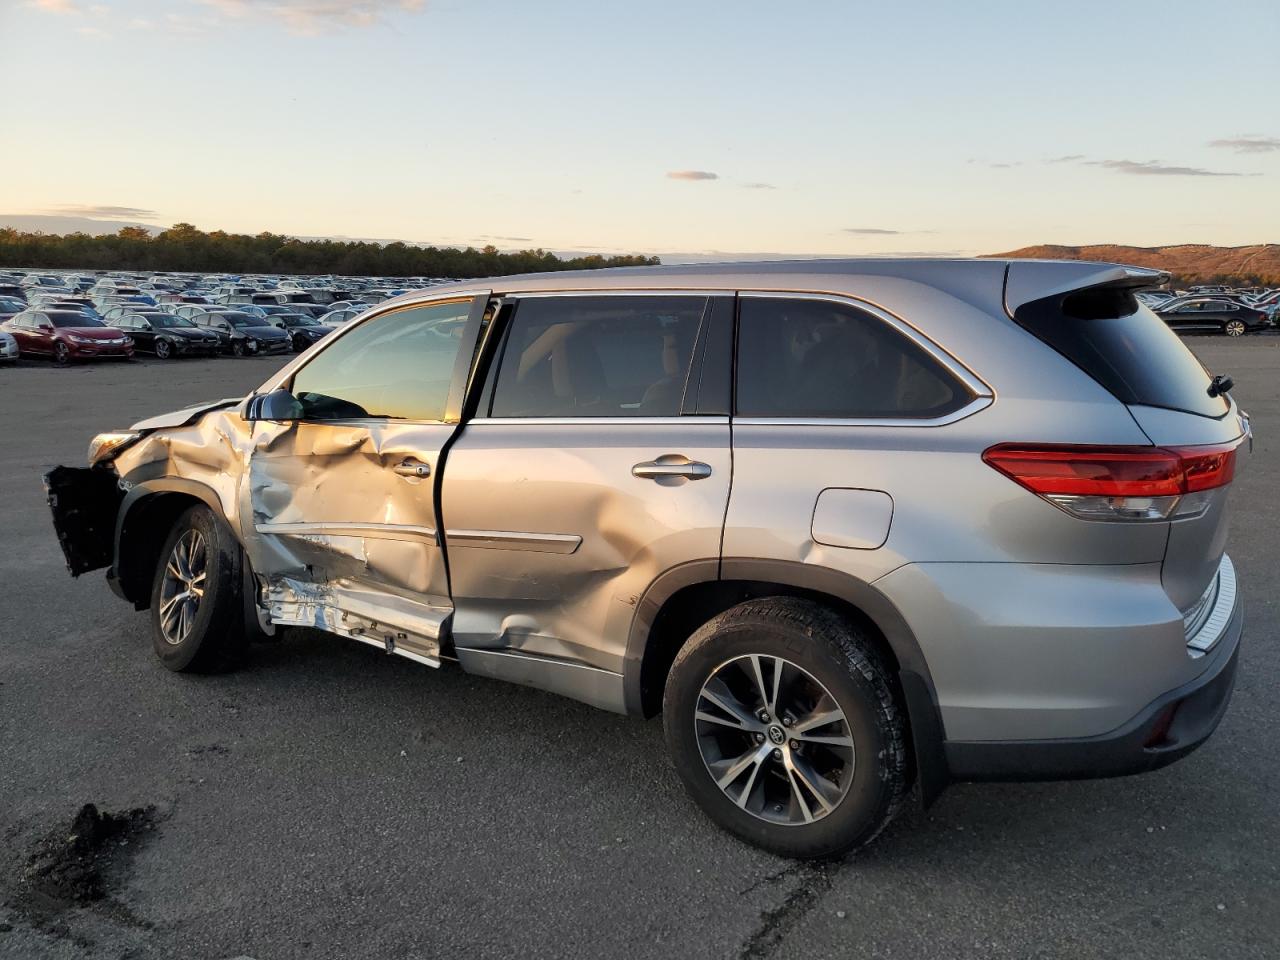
xmin=624 ymin=558 xmax=950 ymax=804
xmin=112 ymin=478 xmax=226 ymax=609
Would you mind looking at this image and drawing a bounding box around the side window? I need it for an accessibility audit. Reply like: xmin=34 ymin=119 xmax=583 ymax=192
xmin=289 ymin=300 xmax=472 ymax=421
xmin=735 ymin=297 xmax=969 ymax=419
xmin=489 ymin=295 xmax=706 ymax=418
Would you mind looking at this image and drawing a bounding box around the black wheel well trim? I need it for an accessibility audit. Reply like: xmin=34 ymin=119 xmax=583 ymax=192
xmin=623 ymin=557 xmax=950 ymax=804
xmin=113 ymin=476 xmax=227 ymax=608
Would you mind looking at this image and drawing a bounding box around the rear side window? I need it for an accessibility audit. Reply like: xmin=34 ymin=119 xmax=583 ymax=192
xmin=735 ymin=297 xmax=969 ymax=419
xmin=1014 ymin=289 xmax=1228 ymax=418
xmin=489 ymin=295 xmax=707 ymax=417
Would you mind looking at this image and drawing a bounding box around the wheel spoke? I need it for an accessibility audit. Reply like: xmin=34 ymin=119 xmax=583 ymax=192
xmin=784 ymin=764 xmax=815 ymax=823
xmin=787 ymin=755 xmax=838 ymax=813
xmin=734 ymin=750 xmax=768 ymax=809
xmin=792 ymin=705 xmax=844 ymax=735
xmin=797 ymin=731 xmax=854 ymax=750
xmin=698 ymin=679 xmax=762 ymax=731
xmin=748 ymin=655 xmax=771 ymax=713
xmin=695 ymin=709 xmax=750 ymax=731
xmin=714 ymin=743 xmax=771 ymax=790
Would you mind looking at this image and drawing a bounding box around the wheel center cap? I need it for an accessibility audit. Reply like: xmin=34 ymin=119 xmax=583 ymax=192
xmin=767 ymin=724 xmax=786 ymax=745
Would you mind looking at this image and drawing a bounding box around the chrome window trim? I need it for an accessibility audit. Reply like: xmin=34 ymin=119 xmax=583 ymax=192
xmin=737 ymin=290 xmax=993 ymax=402
xmin=467 ymin=416 xmax=730 ymax=427
xmin=734 ymin=395 xmax=994 ymax=429
xmin=506 ymin=289 xmax=726 ymax=299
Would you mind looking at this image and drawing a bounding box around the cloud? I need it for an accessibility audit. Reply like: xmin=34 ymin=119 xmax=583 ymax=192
xmin=843 ymin=228 xmax=901 ymax=235
xmin=476 ymin=235 xmax=533 ymax=243
xmin=666 ymin=170 xmax=719 ymax=181
xmin=1208 ymin=136 xmax=1280 ymax=154
xmin=1085 ymin=159 xmax=1249 ymax=177
xmin=1047 ymin=154 xmax=1085 ymax=163
xmin=198 ymin=0 xmax=426 ymax=33
xmin=48 ymin=205 xmax=159 ymax=220
xmin=742 ymin=182 xmax=776 ymax=190
xmin=27 ymin=0 xmax=78 ymax=11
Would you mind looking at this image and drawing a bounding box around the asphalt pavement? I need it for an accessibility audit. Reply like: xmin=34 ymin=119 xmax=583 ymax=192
xmin=1 ymin=340 xmax=1277 ymax=960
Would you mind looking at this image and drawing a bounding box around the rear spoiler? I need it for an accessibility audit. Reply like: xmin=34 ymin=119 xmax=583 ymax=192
xmin=1003 ymin=261 xmax=1171 ymax=318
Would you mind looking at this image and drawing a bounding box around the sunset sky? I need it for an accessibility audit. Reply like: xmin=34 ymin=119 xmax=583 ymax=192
xmin=4 ymin=0 xmax=1278 ymax=258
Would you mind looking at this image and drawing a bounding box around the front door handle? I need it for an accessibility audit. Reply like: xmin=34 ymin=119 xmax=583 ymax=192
xmin=632 ymin=455 xmax=712 ymax=481
xmin=392 ymin=458 xmax=431 ymax=479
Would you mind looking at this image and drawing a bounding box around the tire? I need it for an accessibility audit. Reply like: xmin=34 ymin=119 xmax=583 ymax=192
xmin=231 ymin=340 xmax=245 ymax=357
xmin=663 ymin=598 xmax=907 ymax=859
xmin=1224 ymin=319 xmax=1246 ymax=337
xmin=154 ymin=338 xmax=172 ymax=359
xmin=54 ymin=341 xmax=71 ymax=365
xmin=149 ymin=505 xmax=248 ymax=672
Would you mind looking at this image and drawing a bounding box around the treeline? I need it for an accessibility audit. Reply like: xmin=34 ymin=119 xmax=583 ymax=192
xmin=0 ymin=224 xmax=660 ymax=277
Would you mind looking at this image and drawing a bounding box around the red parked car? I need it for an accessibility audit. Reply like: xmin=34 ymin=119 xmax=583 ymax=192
xmin=3 ymin=309 xmax=134 ymax=363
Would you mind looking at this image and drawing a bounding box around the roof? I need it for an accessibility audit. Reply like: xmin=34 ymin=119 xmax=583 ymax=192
xmin=380 ymin=256 xmax=1168 ymax=320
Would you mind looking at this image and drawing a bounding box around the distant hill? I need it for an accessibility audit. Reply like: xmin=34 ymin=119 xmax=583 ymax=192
xmin=987 ymin=244 xmax=1280 ymax=286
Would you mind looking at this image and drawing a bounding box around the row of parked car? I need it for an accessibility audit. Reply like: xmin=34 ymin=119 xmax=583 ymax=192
xmin=1138 ymin=286 xmax=1280 ymax=337
xmin=0 ymin=269 xmax=457 ymax=364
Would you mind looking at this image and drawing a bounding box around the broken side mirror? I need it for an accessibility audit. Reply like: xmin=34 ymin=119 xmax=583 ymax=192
xmin=250 ymin=388 xmax=304 ymax=422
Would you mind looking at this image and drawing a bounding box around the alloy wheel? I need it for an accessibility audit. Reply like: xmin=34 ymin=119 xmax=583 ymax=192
xmin=155 ymin=339 xmax=172 ymax=359
xmin=694 ymin=654 xmax=855 ymax=825
xmin=158 ymin=529 xmax=207 ymax=645
xmin=54 ymin=342 xmax=70 ymax=365
xmin=1225 ymin=319 xmax=1246 ymax=337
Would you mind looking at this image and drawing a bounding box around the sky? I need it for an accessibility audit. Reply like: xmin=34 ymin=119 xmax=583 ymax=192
xmin=2 ymin=0 xmax=1278 ymax=259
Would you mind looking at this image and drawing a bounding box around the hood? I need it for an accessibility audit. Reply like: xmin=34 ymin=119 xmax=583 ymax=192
xmin=242 ymin=324 xmax=289 ymax=339
xmin=166 ymin=327 xmax=220 ymax=340
xmin=63 ymin=326 xmax=127 ymax=339
xmin=131 ymin=397 xmax=243 ymax=431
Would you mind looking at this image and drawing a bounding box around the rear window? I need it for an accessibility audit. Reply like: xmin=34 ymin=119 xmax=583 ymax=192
xmin=1013 ymin=288 xmax=1228 ymax=418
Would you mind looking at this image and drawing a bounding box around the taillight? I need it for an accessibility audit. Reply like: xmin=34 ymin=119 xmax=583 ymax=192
xmin=983 ymin=442 xmax=1238 ymax=522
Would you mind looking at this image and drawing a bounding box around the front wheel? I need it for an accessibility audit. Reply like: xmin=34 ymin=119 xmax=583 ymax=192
xmin=231 ymin=340 xmax=246 ymax=357
xmin=663 ymin=598 xmax=908 ymax=859
xmin=150 ymin=505 xmax=248 ymax=672
xmin=154 ymin=338 xmax=172 ymax=359
xmin=1224 ymin=319 xmax=1246 ymax=337
xmin=54 ymin=341 xmax=71 ymax=365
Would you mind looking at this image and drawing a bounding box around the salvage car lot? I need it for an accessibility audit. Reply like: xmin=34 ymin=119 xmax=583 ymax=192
xmin=1 ymin=341 xmax=1278 ymax=959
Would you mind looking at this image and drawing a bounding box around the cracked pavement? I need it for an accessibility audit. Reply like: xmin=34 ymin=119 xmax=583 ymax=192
xmin=1 ymin=340 xmax=1278 ymax=959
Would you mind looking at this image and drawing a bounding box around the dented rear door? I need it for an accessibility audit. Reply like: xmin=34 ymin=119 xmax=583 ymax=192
xmin=244 ymin=294 xmax=489 ymax=664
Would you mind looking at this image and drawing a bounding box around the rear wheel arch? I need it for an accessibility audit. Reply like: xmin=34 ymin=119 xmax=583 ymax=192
xmin=625 ymin=560 xmax=951 ymax=802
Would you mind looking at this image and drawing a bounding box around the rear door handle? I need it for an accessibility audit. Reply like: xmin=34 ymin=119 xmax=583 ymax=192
xmin=632 ymin=455 xmax=712 ymax=481
xmin=392 ymin=458 xmax=431 ymax=479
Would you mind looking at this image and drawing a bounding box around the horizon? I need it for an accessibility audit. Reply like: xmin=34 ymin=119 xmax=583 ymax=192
xmin=4 ymin=0 xmax=1279 ymax=258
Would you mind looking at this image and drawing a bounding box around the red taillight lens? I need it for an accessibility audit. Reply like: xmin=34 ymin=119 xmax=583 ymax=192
xmin=1171 ymin=444 xmax=1236 ymax=492
xmin=983 ymin=443 xmax=1238 ymax=497
xmin=981 ymin=445 xmax=1184 ymax=497
xmin=983 ymin=442 xmax=1239 ymax=522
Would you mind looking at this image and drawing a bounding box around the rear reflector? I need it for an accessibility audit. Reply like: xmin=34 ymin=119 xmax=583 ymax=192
xmin=983 ymin=442 xmax=1239 ymax=522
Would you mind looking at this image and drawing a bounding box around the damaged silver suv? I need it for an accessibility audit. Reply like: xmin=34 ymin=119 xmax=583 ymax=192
xmin=47 ymin=260 xmax=1247 ymax=858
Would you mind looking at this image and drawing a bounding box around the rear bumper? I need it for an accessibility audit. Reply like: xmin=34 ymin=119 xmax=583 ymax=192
xmin=945 ymin=594 xmax=1242 ymax=781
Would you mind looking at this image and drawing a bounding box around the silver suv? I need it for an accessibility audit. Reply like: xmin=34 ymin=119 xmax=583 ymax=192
xmin=47 ymin=259 xmax=1247 ymax=858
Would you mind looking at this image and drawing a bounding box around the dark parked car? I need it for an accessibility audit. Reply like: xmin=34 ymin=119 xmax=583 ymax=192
xmin=108 ymin=312 xmax=222 ymax=359
xmin=186 ymin=310 xmax=291 ymax=356
xmin=267 ymin=313 xmax=335 ymax=351
xmin=3 ymin=309 xmax=133 ymax=363
xmin=1156 ymin=298 xmax=1270 ymax=336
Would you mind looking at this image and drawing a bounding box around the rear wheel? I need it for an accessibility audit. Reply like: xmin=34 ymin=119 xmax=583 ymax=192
xmin=150 ymin=505 xmax=248 ymax=672
xmin=1224 ymin=319 xmax=1246 ymax=337
xmin=663 ymin=598 xmax=907 ymax=859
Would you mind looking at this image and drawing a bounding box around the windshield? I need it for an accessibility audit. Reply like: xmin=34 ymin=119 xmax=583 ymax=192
xmin=151 ymin=315 xmax=196 ymax=329
xmin=283 ymin=315 xmax=318 ymax=326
